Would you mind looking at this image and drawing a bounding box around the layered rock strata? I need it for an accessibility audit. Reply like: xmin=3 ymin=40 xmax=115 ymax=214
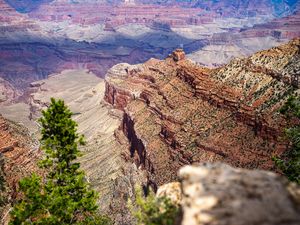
xmin=104 ymin=39 xmax=300 ymax=187
xmin=0 ymin=115 xmax=40 ymax=223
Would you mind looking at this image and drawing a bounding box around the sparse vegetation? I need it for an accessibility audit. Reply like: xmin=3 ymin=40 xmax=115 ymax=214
xmin=9 ymin=98 xmax=111 ymax=225
xmin=273 ymin=96 xmax=300 ymax=184
xmin=129 ymin=187 xmax=180 ymax=225
xmin=0 ymin=156 xmax=7 ymax=213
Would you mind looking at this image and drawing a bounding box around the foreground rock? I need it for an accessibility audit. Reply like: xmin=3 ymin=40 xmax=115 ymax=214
xmin=157 ymin=164 xmax=300 ymax=225
xmin=178 ymin=163 xmax=300 ymax=225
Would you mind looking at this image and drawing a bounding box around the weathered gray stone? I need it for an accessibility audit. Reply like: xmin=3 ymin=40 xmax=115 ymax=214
xmin=156 ymin=182 xmax=182 ymax=206
xmin=178 ymin=163 xmax=300 ymax=225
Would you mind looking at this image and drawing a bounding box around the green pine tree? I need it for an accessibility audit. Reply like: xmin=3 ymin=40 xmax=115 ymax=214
xmin=10 ymin=98 xmax=111 ymax=225
xmin=273 ymin=96 xmax=300 ymax=184
xmin=129 ymin=187 xmax=180 ymax=225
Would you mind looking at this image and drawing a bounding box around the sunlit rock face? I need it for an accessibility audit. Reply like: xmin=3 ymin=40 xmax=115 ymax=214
xmin=0 ymin=114 xmax=40 ymax=223
xmin=104 ymin=39 xmax=300 ymax=187
xmin=156 ymin=163 xmax=300 ymax=225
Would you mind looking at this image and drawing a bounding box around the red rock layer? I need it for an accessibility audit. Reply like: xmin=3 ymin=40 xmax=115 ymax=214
xmin=104 ymin=40 xmax=300 ymax=186
xmin=0 ymin=115 xmax=40 ymax=221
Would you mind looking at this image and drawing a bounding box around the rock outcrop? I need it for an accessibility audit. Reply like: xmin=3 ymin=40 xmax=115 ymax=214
xmin=104 ymin=39 xmax=300 ymax=189
xmin=157 ymin=163 xmax=300 ymax=225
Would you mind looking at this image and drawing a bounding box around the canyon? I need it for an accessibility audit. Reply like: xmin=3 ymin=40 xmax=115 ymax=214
xmin=104 ymin=39 xmax=300 ymax=187
xmin=0 ymin=39 xmax=299 ymax=223
xmin=1 ymin=0 xmax=300 ymax=105
xmin=0 ymin=0 xmax=300 ymax=223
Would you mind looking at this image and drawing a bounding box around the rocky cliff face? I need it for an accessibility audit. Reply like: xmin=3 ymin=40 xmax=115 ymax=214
xmin=158 ymin=163 xmax=300 ymax=225
xmin=0 ymin=115 xmax=40 ymax=223
xmin=104 ymin=39 xmax=300 ymax=188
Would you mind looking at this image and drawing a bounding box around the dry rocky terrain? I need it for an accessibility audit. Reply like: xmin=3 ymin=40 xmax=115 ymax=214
xmin=1 ymin=0 xmax=300 ymax=106
xmin=104 ymin=39 xmax=300 ymax=187
xmin=0 ymin=115 xmax=40 ymax=223
xmin=0 ymin=38 xmax=300 ymax=224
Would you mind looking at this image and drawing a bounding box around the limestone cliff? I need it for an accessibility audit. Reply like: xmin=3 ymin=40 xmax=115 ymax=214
xmin=104 ymin=39 xmax=300 ymax=188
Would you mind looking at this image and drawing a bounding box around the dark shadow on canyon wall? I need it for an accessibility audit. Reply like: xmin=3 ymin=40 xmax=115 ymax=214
xmin=4 ymin=0 xmax=54 ymax=13
xmin=0 ymin=28 xmax=206 ymax=94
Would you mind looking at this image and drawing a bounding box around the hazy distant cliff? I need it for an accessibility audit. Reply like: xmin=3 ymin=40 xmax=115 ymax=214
xmin=5 ymin=0 xmax=300 ymax=16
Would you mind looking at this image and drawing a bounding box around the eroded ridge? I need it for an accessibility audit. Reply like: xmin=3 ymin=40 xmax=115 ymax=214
xmin=104 ymin=39 xmax=300 ymax=186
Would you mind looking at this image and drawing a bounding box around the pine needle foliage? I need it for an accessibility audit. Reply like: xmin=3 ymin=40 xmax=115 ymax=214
xmin=273 ymin=96 xmax=300 ymax=184
xmin=9 ymin=98 xmax=111 ymax=225
xmin=130 ymin=187 xmax=180 ymax=225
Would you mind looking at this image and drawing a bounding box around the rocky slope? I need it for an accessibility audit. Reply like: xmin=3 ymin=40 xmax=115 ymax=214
xmin=0 ymin=115 xmax=40 ymax=223
xmin=0 ymin=78 xmax=19 ymax=105
xmin=0 ymin=39 xmax=299 ymax=224
xmin=158 ymin=163 xmax=300 ymax=225
xmin=17 ymin=69 xmax=145 ymax=224
xmin=104 ymin=39 xmax=300 ymax=188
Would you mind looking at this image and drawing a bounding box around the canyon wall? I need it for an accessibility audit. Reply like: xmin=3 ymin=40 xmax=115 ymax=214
xmin=0 ymin=115 xmax=40 ymax=223
xmin=104 ymin=39 xmax=300 ymax=188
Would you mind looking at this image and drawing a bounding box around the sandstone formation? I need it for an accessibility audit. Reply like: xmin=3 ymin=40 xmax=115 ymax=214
xmin=175 ymin=163 xmax=300 ymax=225
xmin=104 ymin=39 xmax=300 ymax=189
xmin=156 ymin=182 xmax=182 ymax=206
